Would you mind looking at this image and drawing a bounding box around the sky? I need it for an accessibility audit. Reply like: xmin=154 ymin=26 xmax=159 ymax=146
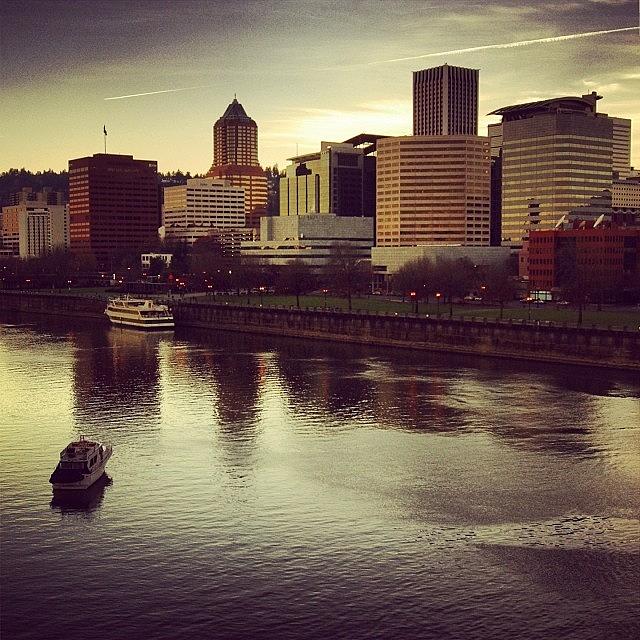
xmin=1 ymin=0 xmax=638 ymax=174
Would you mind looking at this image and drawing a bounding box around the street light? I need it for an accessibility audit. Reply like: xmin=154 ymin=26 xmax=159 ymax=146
xmin=259 ymin=286 xmax=265 ymax=306
xmin=526 ymin=296 xmax=533 ymax=321
xmin=435 ymin=292 xmax=441 ymax=317
xmin=322 ymin=288 xmax=328 ymax=309
xmin=409 ymin=291 xmax=418 ymax=314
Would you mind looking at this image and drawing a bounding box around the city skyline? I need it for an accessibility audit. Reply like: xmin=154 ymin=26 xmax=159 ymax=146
xmin=1 ymin=0 xmax=638 ymax=173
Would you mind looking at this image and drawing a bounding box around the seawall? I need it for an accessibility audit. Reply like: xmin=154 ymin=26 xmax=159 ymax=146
xmin=173 ymin=300 xmax=640 ymax=371
xmin=1 ymin=292 xmax=639 ymax=371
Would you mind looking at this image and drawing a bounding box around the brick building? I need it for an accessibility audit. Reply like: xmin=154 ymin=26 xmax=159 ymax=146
xmin=526 ymin=225 xmax=639 ymax=295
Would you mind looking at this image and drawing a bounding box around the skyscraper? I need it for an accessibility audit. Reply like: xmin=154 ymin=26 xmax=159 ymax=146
xmin=376 ymin=135 xmax=491 ymax=247
xmin=279 ymin=139 xmax=377 ymax=218
xmin=413 ymin=64 xmax=478 ymax=136
xmin=610 ymin=117 xmax=632 ymax=178
xmin=207 ymin=98 xmax=267 ymax=232
xmin=490 ymin=92 xmax=613 ymax=248
xmin=68 ymin=153 xmax=159 ymax=266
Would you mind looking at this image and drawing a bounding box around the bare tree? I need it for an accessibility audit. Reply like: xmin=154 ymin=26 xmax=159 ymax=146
xmin=277 ymin=259 xmax=316 ymax=308
xmin=324 ymin=243 xmax=370 ymax=311
xmin=482 ymin=260 xmax=518 ymax=319
xmin=431 ymin=257 xmax=477 ymax=318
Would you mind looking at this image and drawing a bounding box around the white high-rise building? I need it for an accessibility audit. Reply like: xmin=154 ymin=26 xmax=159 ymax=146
xmin=162 ymin=178 xmax=245 ymax=245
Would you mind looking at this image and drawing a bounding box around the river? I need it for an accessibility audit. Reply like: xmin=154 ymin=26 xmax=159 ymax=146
xmin=1 ymin=312 xmax=638 ymax=640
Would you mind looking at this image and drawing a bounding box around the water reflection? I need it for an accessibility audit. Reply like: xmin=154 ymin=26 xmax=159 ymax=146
xmin=50 ymin=474 xmax=112 ymax=516
xmin=72 ymin=327 xmax=164 ymax=435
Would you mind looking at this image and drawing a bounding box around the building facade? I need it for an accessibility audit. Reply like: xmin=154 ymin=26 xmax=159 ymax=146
xmin=490 ymin=93 xmax=613 ymax=248
xmin=371 ymin=245 xmax=510 ymax=287
xmin=525 ymin=225 xmax=640 ymax=294
xmin=9 ymin=186 xmax=65 ymax=206
xmin=163 ymin=178 xmax=245 ymax=246
xmin=279 ymin=141 xmax=376 ymax=218
xmin=610 ymin=117 xmax=632 ymax=179
xmin=413 ymin=64 xmax=478 ymax=136
xmin=206 ymin=98 xmax=268 ymax=232
xmin=376 ymin=135 xmax=491 ymax=247
xmin=1 ymin=203 xmax=69 ymax=258
xmin=241 ymin=214 xmax=374 ymax=269
xmin=68 ymin=153 xmax=159 ymax=266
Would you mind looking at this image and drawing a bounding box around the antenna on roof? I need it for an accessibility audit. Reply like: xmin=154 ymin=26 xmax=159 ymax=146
xmin=554 ymin=214 xmax=567 ymax=229
xmin=593 ymin=214 xmax=605 ymax=228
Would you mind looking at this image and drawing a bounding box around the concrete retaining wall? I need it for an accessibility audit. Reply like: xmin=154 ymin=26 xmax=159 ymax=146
xmin=2 ymin=292 xmax=638 ymax=370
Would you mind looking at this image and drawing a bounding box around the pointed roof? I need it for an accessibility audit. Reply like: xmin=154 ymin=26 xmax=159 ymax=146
xmin=221 ymin=98 xmax=250 ymax=120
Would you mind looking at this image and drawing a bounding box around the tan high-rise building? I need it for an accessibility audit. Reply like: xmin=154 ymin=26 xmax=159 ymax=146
xmin=162 ymin=178 xmax=245 ymax=246
xmin=207 ymin=98 xmax=267 ymax=232
xmin=610 ymin=117 xmax=632 ymax=178
xmin=413 ymin=64 xmax=478 ymax=136
xmin=376 ymin=135 xmax=491 ymax=247
xmin=490 ymin=93 xmax=613 ymax=248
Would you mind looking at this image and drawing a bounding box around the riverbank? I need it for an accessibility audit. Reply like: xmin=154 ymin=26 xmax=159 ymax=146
xmin=2 ymin=291 xmax=638 ymax=371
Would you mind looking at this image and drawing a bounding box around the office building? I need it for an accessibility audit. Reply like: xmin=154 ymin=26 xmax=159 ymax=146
xmin=9 ymin=186 xmax=65 ymax=206
xmin=488 ymin=122 xmax=503 ymax=246
xmin=525 ymin=224 xmax=640 ymax=293
xmin=490 ymin=92 xmax=613 ymax=248
xmin=1 ymin=203 xmax=69 ymax=258
xmin=371 ymin=245 xmax=510 ymax=289
xmin=610 ymin=117 xmax=632 ymax=178
xmin=241 ymin=214 xmax=373 ymax=269
xmin=206 ymin=98 xmax=268 ymax=232
xmin=163 ymin=178 xmax=245 ymax=246
xmin=376 ymin=135 xmax=491 ymax=247
xmin=279 ymin=136 xmax=379 ymax=218
xmin=413 ymin=64 xmax=478 ymax=136
xmin=68 ymin=153 xmax=159 ymax=266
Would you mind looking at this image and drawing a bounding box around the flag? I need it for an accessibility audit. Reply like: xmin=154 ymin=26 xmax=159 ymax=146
xmin=103 ymin=125 xmax=107 ymax=136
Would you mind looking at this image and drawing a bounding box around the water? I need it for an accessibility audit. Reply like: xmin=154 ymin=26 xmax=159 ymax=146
xmin=1 ymin=312 xmax=639 ymax=640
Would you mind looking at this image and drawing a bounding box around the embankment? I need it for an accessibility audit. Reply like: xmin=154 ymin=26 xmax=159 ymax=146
xmin=173 ymin=299 xmax=640 ymax=371
xmin=2 ymin=292 xmax=639 ymax=370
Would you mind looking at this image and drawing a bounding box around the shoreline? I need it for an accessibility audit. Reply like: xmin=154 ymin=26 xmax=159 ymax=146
xmin=1 ymin=291 xmax=639 ymax=371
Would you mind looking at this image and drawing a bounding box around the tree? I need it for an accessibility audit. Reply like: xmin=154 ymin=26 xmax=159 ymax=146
xmin=556 ymin=242 xmax=588 ymax=325
xmin=276 ymin=259 xmax=315 ymax=308
xmin=482 ymin=260 xmax=518 ymax=319
xmin=148 ymin=256 xmax=168 ymax=279
xmin=392 ymin=257 xmax=432 ymax=306
xmin=324 ymin=243 xmax=371 ymax=311
xmin=431 ymin=257 xmax=477 ymax=318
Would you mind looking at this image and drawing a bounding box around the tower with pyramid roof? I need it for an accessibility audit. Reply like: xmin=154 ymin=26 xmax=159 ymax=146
xmin=207 ymin=98 xmax=268 ymax=232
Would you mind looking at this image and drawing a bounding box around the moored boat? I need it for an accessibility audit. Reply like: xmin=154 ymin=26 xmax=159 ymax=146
xmin=105 ymin=296 xmax=174 ymax=330
xmin=49 ymin=436 xmax=113 ymax=490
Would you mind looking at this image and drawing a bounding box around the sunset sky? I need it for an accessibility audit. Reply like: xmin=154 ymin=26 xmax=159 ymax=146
xmin=1 ymin=0 xmax=638 ymax=173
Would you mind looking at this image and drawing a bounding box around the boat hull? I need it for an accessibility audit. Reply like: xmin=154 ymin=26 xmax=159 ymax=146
xmin=51 ymin=448 xmax=113 ymax=491
xmin=105 ymin=312 xmax=174 ymax=330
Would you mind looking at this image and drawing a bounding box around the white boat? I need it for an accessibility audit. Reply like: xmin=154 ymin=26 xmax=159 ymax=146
xmin=105 ymin=296 xmax=174 ymax=330
xmin=49 ymin=436 xmax=113 ymax=491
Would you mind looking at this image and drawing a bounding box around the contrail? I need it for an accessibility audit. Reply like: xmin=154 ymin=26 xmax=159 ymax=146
xmin=369 ymin=26 xmax=637 ymax=65
xmin=104 ymin=86 xmax=209 ymax=101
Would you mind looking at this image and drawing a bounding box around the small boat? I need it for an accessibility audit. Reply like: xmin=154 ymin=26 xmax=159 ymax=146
xmin=49 ymin=436 xmax=113 ymax=490
xmin=105 ymin=296 xmax=174 ymax=330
